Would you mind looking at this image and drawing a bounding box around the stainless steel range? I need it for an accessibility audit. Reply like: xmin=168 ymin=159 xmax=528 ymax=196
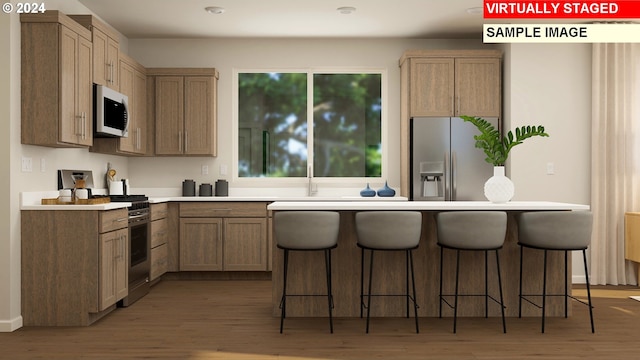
xmin=111 ymin=195 xmax=150 ymax=307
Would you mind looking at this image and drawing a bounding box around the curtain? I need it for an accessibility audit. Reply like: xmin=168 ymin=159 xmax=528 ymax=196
xmin=591 ymin=43 xmax=640 ymax=285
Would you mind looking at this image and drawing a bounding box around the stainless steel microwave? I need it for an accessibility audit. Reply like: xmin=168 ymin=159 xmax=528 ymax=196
xmin=94 ymin=84 xmax=129 ymax=137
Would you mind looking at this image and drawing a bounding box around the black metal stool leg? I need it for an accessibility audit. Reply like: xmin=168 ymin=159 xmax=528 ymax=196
xmin=453 ymin=249 xmax=460 ymax=334
xmin=366 ymin=250 xmax=374 ymax=333
xmin=583 ymin=249 xmax=595 ymax=333
xmin=564 ymin=250 xmax=569 ymax=318
xmin=360 ymin=247 xmax=364 ymax=318
xmin=405 ymin=250 xmax=410 ymax=318
xmin=542 ymin=249 xmax=548 ymax=333
xmin=439 ymin=246 xmax=444 ymax=318
xmin=280 ymin=249 xmax=289 ymax=333
xmin=496 ymin=249 xmax=506 ymax=333
xmin=325 ymin=249 xmax=334 ymax=334
xmin=409 ymin=250 xmax=419 ymax=333
xmin=485 ymin=250 xmax=489 ymax=318
xmin=519 ymin=245 xmax=524 ymax=318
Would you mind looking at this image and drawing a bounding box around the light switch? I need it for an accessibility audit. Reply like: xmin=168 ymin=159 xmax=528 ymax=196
xmin=40 ymin=158 xmax=46 ymax=172
xmin=220 ymin=164 xmax=228 ymax=176
xmin=201 ymin=165 xmax=209 ymax=175
xmin=21 ymin=157 xmax=32 ymax=172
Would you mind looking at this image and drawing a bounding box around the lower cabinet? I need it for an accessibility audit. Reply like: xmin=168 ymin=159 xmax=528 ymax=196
xmin=150 ymin=203 xmax=169 ymax=281
xmin=99 ymin=227 xmax=128 ymax=311
xmin=179 ymin=202 xmax=268 ymax=271
xmin=21 ymin=208 xmax=129 ymax=326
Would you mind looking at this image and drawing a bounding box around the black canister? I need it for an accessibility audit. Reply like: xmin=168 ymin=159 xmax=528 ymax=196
xmin=199 ymin=183 xmax=213 ymax=196
xmin=182 ymin=179 xmax=196 ymax=196
xmin=215 ymin=179 xmax=228 ymax=196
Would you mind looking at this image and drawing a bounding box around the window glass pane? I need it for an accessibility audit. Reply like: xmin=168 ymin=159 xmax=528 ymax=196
xmin=238 ymin=73 xmax=308 ymax=177
xmin=313 ymin=74 xmax=382 ymax=177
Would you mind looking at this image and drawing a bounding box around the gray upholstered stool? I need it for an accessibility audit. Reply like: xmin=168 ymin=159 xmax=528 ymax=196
xmin=517 ymin=211 xmax=594 ymax=333
xmin=274 ymin=211 xmax=340 ymax=334
xmin=355 ymin=211 xmax=422 ymax=333
xmin=436 ymin=211 xmax=507 ymax=334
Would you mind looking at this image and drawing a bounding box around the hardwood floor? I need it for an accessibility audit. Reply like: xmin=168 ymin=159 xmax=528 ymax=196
xmin=2 ymin=280 xmax=640 ymax=359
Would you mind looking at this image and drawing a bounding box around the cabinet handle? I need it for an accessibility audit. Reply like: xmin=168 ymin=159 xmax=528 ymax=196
xmin=109 ymin=61 xmax=114 ymax=84
xmin=184 ymin=131 xmax=188 ymax=153
xmin=136 ymin=128 xmax=141 ymax=150
xmin=178 ymin=131 xmax=183 ymax=153
xmin=115 ymin=217 xmax=128 ymax=223
xmin=75 ymin=114 xmax=82 ymax=137
xmin=82 ymin=112 xmax=87 ymax=140
xmin=456 ymin=96 xmax=460 ymax=115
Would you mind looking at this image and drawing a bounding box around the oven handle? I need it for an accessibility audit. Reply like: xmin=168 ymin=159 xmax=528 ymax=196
xmin=129 ymin=213 xmax=149 ymax=222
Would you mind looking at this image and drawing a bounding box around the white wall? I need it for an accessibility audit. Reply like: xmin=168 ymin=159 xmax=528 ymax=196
xmin=127 ymin=38 xmax=492 ymax=194
xmin=503 ymin=43 xmax=592 ymax=281
xmin=0 ymin=1 xmax=594 ymax=331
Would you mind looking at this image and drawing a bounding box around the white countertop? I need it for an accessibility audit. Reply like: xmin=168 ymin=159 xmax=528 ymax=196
xmin=267 ymin=201 xmax=590 ymax=211
xmin=20 ymin=191 xmax=408 ymax=210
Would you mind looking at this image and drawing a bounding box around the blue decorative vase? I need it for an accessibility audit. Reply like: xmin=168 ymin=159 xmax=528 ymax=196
xmin=360 ymin=183 xmax=376 ymax=197
xmin=376 ymin=181 xmax=396 ymax=197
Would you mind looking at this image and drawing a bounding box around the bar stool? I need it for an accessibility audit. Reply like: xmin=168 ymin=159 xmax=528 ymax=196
xmin=517 ymin=211 xmax=594 ymax=333
xmin=274 ymin=211 xmax=340 ymax=334
xmin=436 ymin=211 xmax=507 ymax=334
xmin=355 ymin=211 xmax=422 ymax=333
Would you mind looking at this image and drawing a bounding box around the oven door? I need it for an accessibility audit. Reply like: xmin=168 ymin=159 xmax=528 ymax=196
xmin=120 ymin=217 xmax=150 ymax=307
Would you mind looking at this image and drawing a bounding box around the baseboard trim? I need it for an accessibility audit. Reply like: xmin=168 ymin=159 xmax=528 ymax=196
xmin=0 ymin=316 xmax=23 ymax=332
xmin=573 ymin=275 xmax=587 ymax=284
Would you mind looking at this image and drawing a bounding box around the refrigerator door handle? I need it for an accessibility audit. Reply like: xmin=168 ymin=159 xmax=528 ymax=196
xmin=444 ymin=152 xmax=450 ymax=201
xmin=452 ymin=151 xmax=457 ymax=200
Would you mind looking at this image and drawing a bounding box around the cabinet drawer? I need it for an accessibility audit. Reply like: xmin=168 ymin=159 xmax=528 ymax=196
xmin=150 ymin=243 xmax=168 ymax=281
xmin=150 ymin=203 xmax=168 ymax=221
xmin=99 ymin=209 xmax=128 ymax=233
xmin=180 ymin=202 xmax=267 ymax=217
xmin=151 ymin=218 xmax=168 ymax=248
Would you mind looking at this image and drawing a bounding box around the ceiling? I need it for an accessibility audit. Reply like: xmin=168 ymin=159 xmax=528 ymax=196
xmin=77 ymin=0 xmax=490 ymax=39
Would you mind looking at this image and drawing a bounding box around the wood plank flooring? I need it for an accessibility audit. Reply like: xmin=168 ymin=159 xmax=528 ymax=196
xmin=2 ymin=280 xmax=640 ymax=359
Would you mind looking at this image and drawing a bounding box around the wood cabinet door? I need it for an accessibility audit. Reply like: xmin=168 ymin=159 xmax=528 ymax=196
xmin=179 ymin=218 xmax=223 ymax=271
xmin=133 ymin=68 xmax=147 ymax=154
xmin=155 ymin=76 xmax=184 ymax=155
xmin=150 ymin=217 xmax=168 ymax=248
xmin=455 ymin=58 xmax=502 ymax=117
xmin=223 ymin=218 xmax=268 ymax=271
xmin=150 ymin=243 xmax=168 ymax=281
xmin=410 ymin=58 xmax=455 ymax=117
xmin=184 ymin=76 xmax=215 ymax=155
xmin=91 ymin=28 xmax=107 ymax=87
xmin=76 ymin=35 xmax=93 ymax=146
xmin=58 ymin=25 xmax=79 ymax=145
xmin=106 ymin=36 xmax=119 ymax=89
xmin=118 ymin=60 xmax=136 ymax=153
xmin=99 ymin=228 xmax=128 ymax=311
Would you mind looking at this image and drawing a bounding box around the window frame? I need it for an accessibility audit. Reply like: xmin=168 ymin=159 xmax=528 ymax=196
xmin=232 ymin=67 xmax=388 ymax=187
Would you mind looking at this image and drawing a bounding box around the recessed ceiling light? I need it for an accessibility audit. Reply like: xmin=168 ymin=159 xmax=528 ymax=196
xmin=466 ymin=7 xmax=483 ymax=15
xmin=205 ymin=6 xmax=225 ymax=15
xmin=337 ymin=6 xmax=356 ymax=15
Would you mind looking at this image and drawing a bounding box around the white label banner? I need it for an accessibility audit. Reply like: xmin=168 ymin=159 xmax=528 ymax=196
xmin=483 ymin=24 xmax=640 ymax=43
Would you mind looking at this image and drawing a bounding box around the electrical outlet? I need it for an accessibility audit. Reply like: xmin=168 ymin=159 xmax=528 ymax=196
xmin=21 ymin=157 xmax=32 ymax=172
xmin=40 ymin=158 xmax=46 ymax=172
xmin=220 ymin=164 xmax=228 ymax=176
xmin=546 ymin=162 xmax=555 ymax=175
xmin=201 ymin=165 xmax=209 ymax=175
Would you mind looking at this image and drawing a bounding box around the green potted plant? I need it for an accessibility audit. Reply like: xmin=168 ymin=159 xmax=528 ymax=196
xmin=460 ymin=115 xmax=549 ymax=203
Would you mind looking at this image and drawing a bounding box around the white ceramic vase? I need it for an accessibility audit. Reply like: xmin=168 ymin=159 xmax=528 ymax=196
xmin=484 ymin=166 xmax=514 ymax=203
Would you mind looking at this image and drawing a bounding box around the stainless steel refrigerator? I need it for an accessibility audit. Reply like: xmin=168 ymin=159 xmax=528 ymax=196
xmin=409 ymin=117 xmax=500 ymax=201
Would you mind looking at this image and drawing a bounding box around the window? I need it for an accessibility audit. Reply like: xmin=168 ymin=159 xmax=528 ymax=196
xmin=236 ymin=70 xmax=383 ymax=180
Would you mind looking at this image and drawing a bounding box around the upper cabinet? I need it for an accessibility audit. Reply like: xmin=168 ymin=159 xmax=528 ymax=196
xmin=148 ymin=68 xmax=219 ymax=156
xmin=21 ymin=11 xmax=93 ymax=147
xmin=398 ymin=49 xmax=503 ymax=197
xmin=69 ymin=15 xmax=120 ymax=89
xmin=90 ymin=53 xmax=148 ymax=156
xmin=401 ymin=50 xmax=502 ymax=118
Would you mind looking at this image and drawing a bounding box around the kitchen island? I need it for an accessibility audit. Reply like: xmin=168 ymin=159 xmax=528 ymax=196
xmin=267 ymin=201 xmax=589 ymax=318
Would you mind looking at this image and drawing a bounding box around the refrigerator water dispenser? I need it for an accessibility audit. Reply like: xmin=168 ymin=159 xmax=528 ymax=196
xmin=420 ymin=161 xmax=444 ymax=199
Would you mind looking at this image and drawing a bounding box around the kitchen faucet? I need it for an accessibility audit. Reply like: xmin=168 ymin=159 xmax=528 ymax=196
xmin=308 ymin=166 xmax=317 ymax=196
